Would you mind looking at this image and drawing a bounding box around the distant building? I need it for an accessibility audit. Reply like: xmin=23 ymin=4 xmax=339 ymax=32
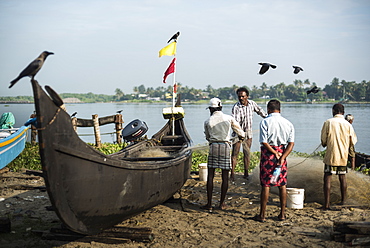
xmin=201 ymin=92 xmax=209 ymax=99
xmin=147 ymin=97 xmax=161 ymax=101
xmin=63 ymin=98 xmax=82 ymax=103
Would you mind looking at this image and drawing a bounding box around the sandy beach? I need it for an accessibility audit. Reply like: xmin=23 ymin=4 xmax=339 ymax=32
xmin=1 ymin=156 xmax=369 ymax=247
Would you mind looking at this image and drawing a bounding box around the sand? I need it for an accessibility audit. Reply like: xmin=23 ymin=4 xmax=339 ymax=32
xmin=1 ymin=156 xmax=369 ymax=248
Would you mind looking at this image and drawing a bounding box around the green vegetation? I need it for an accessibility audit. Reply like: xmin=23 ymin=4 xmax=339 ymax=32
xmin=7 ymin=143 xmax=41 ymax=171
xmin=313 ymin=150 xmax=326 ymax=159
xmin=59 ymin=92 xmax=114 ymax=103
xmin=88 ymin=142 xmax=127 ymax=154
xmin=356 ymin=167 xmax=370 ymax=175
xmin=291 ymin=150 xmax=326 ymax=159
xmin=1 ymin=77 xmax=369 ymax=103
xmin=0 ymin=95 xmax=33 ymax=102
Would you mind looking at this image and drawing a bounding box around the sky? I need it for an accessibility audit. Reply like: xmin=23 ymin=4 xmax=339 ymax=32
xmin=1 ymin=0 xmax=369 ymax=96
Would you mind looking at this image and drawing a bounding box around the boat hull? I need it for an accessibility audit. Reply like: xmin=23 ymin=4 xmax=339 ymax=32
xmin=0 ymin=126 xmax=29 ymax=169
xmin=31 ymin=80 xmax=192 ymax=234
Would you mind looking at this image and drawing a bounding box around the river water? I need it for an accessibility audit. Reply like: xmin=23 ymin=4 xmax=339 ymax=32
xmin=1 ymin=102 xmax=369 ymax=154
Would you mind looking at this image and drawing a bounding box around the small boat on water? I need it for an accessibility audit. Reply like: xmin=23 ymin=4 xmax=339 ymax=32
xmin=0 ymin=125 xmax=29 ymax=169
xmin=31 ymin=80 xmax=192 ymax=235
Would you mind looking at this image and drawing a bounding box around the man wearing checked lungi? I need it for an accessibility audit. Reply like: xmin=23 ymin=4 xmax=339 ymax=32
xmin=255 ymin=99 xmax=295 ymax=222
xmin=202 ymin=98 xmax=245 ymax=211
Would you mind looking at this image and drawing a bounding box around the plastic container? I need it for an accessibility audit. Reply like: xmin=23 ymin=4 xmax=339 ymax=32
xmin=286 ymin=188 xmax=305 ymax=209
xmin=199 ymin=163 xmax=208 ymax=181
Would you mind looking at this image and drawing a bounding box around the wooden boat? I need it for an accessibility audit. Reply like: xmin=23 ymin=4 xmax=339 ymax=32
xmin=0 ymin=126 xmax=29 ymax=169
xmin=355 ymin=152 xmax=370 ymax=169
xmin=31 ymin=80 xmax=192 ymax=235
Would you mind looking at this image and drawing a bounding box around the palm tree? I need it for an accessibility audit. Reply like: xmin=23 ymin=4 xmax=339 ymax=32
xmin=330 ymin=77 xmax=341 ymax=100
xmin=138 ymin=84 xmax=146 ymax=94
xmin=285 ymin=84 xmax=299 ymax=100
xmin=355 ymin=80 xmax=370 ymax=101
xmin=133 ymin=86 xmax=139 ymax=94
xmin=260 ymin=82 xmax=268 ymax=100
xmin=251 ymin=85 xmax=260 ymax=99
xmin=146 ymin=87 xmax=154 ymax=96
xmin=274 ymin=82 xmax=286 ymax=99
xmin=303 ymin=79 xmax=311 ymax=87
xmin=293 ymin=79 xmax=303 ymax=89
xmin=114 ymin=88 xmax=124 ymax=101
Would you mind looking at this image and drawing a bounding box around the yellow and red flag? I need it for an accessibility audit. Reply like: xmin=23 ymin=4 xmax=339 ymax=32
xmin=159 ymin=42 xmax=177 ymax=57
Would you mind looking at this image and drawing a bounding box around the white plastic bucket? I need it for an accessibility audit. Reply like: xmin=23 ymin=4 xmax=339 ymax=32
xmin=286 ymin=188 xmax=305 ymax=209
xmin=199 ymin=163 xmax=208 ymax=181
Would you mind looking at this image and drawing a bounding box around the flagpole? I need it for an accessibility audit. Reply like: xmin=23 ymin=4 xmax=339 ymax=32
xmin=172 ymin=55 xmax=176 ymax=136
xmin=159 ymin=34 xmax=179 ymax=137
xmin=172 ymin=55 xmax=176 ymax=108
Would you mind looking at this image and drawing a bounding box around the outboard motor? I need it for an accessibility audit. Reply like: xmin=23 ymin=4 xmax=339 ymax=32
xmin=121 ymin=119 xmax=148 ymax=142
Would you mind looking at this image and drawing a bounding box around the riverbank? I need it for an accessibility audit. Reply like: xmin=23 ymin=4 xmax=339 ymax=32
xmin=1 ymin=156 xmax=369 ymax=247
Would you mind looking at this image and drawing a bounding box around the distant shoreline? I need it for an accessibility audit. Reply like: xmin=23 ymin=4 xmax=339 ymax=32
xmin=0 ymin=101 xmax=33 ymax=104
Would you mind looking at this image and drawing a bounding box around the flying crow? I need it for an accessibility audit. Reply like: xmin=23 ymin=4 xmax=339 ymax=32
xmin=9 ymin=51 xmax=54 ymax=88
xmin=293 ymin=66 xmax=304 ymax=74
xmin=307 ymin=86 xmax=319 ymax=94
xmin=258 ymin=62 xmax=277 ymax=75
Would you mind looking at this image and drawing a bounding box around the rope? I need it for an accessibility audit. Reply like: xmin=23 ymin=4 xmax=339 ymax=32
xmin=35 ymin=108 xmax=61 ymax=131
xmin=289 ymin=143 xmax=323 ymax=169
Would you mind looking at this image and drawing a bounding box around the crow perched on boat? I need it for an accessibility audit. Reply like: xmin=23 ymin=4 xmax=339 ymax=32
xmin=307 ymin=86 xmax=319 ymax=94
xmin=167 ymin=31 xmax=180 ymax=43
xmin=70 ymin=112 xmax=77 ymax=117
xmin=258 ymin=62 xmax=277 ymax=75
xmin=293 ymin=65 xmax=303 ymax=74
xmin=116 ymin=110 xmax=123 ymax=114
xmin=9 ymin=51 xmax=54 ymax=88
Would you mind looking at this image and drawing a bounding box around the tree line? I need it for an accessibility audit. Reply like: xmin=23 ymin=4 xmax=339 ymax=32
xmin=1 ymin=78 xmax=369 ymax=103
xmin=119 ymin=77 xmax=370 ymax=103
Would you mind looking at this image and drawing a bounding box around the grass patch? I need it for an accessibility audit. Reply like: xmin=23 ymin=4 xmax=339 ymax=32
xmin=7 ymin=143 xmax=41 ymax=172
